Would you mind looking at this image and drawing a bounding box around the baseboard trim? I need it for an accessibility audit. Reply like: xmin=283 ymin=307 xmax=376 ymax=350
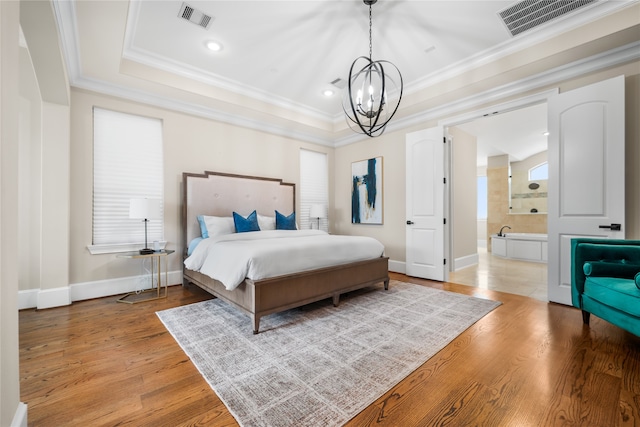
xmin=454 ymin=253 xmax=479 ymax=271
xmin=11 ymin=402 xmax=28 ymax=427
xmin=388 ymin=259 xmax=405 ymax=274
xmin=18 ymin=270 xmax=183 ymax=309
xmin=37 ymin=286 xmax=71 ymax=309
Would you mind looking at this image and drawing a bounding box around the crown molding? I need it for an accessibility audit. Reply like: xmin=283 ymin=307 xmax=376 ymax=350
xmin=122 ymin=1 xmax=334 ymax=124
xmin=334 ymin=40 xmax=640 ymax=147
xmin=52 ymin=0 xmax=639 ymax=148
xmin=403 ymin=0 xmax=634 ymax=96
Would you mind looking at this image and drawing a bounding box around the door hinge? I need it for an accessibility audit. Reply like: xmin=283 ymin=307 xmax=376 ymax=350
xmin=443 ymin=218 xmax=446 ymax=224
xmin=444 ymin=258 xmax=447 ymax=265
xmin=443 ymin=177 xmax=446 ymax=184
xmin=443 ymin=137 xmax=446 ymax=143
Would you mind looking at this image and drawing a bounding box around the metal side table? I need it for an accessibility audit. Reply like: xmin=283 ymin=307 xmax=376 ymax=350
xmin=116 ymin=249 xmax=175 ymax=303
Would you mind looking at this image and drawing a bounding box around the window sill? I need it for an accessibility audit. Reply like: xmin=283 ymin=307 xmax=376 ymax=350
xmin=88 ymin=241 xmax=167 ymax=255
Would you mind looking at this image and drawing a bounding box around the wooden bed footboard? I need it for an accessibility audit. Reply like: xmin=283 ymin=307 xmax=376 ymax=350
xmin=183 ymin=256 xmax=389 ymax=334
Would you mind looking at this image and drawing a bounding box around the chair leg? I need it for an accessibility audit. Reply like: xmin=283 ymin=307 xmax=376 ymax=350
xmin=582 ymin=310 xmax=591 ymax=325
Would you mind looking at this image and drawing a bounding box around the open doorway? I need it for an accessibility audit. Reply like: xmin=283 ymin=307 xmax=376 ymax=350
xmin=446 ymin=103 xmax=549 ymax=301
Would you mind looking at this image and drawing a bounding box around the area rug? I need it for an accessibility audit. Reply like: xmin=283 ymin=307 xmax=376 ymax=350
xmin=156 ymin=280 xmax=501 ymax=427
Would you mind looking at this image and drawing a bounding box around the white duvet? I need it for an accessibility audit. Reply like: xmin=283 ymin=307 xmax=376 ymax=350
xmin=184 ymin=230 xmax=385 ymax=290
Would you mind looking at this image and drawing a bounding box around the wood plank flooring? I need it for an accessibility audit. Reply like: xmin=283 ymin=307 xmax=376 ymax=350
xmin=19 ymin=272 xmax=640 ymax=426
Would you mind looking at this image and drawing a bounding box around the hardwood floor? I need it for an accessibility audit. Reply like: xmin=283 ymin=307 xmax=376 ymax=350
xmin=19 ymin=273 xmax=640 ymax=426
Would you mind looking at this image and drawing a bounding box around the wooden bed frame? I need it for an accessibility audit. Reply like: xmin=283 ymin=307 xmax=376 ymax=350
xmin=182 ymin=171 xmax=389 ymax=334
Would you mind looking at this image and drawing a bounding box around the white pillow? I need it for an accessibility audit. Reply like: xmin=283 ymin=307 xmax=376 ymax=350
xmin=257 ymin=214 xmax=276 ymax=230
xmin=197 ymin=215 xmax=235 ymax=238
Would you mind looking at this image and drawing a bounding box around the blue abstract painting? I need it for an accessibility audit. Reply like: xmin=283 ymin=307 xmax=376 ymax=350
xmin=351 ymin=157 xmax=383 ymax=224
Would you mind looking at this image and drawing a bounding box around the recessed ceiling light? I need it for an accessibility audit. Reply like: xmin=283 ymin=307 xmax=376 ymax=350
xmin=205 ymin=40 xmax=223 ymax=52
xmin=543 ymin=131 xmax=550 ymax=136
xmin=322 ymin=89 xmax=335 ymax=97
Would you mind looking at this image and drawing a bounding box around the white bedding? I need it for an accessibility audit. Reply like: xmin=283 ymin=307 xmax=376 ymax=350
xmin=184 ymin=230 xmax=385 ymax=290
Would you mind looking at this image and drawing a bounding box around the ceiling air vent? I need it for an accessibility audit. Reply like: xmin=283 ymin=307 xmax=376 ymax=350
xmin=330 ymin=78 xmax=347 ymax=90
xmin=178 ymin=2 xmax=214 ymax=30
xmin=498 ymin=0 xmax=596 ymax=36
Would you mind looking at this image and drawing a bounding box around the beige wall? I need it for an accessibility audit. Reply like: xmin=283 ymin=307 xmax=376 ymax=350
xmin=487 ymin=155 xmax=547 ymax=252
xmin=449 ymin=127 xmax=478 ymax=261
xmin=510 ymin=151 xmax=548 ymax=215
xmin=334 ymin=63 xmax=640 ymax=266
xmin=1 ymin=1 xmax=22 ymax=424
xmin=69 ymin=89 xmax=334 ymax=284
xmin=18 ymin=46 xmax=42 ymax=292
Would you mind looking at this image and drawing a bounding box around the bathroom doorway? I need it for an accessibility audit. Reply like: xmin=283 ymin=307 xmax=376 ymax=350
xmin=447 ymin=103 xmax=549 ymax=301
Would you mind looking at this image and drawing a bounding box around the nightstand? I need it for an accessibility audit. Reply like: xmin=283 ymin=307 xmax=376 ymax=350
xmin=116 ymin=249 xmax=175 ymax=304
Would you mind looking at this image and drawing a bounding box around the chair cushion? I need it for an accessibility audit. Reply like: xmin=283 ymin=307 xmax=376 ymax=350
xmin=584 ymin=276 xmax=640 ymax=317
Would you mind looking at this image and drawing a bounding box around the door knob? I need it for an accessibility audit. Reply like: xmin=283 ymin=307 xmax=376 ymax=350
xmin=406 ymin=220 xmax=414 ymax=225
xmin=598 ymin=223 xmax=621 ymax=231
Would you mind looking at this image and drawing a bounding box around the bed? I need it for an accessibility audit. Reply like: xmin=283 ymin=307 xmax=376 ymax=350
xmin=182 ymin=171 xmax=389 ymax=334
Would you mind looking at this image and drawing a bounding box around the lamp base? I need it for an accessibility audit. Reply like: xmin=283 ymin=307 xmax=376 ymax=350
xmin=139 ymin=248 xmax=154 ymax=255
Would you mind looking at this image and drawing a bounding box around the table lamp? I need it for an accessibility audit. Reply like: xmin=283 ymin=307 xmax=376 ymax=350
xmin=129 ymin=198 xmax=161 ymax=254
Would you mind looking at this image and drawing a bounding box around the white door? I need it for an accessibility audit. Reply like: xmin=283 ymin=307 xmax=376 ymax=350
xmin=547 ymin=75 xmax=625 ymax=305
xmin=406 ymin=127 xmax=446 ymax=281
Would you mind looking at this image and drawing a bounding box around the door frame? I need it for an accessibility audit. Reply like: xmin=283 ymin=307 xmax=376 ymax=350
xmin=437 ymin=88 xmax=558 ymax=273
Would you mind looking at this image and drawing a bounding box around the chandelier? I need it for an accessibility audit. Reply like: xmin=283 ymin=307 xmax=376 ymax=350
xmin=343 ymin=0 xmax=403 ymax=137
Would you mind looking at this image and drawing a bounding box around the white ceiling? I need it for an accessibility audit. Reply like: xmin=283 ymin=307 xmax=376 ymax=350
xmin=50 ymin=0 xmax=638 ymax=153
xmin=125 ymin=0 xmax=516 ymax=117
xmin=456 ymin=103 xmax=548 ymax=167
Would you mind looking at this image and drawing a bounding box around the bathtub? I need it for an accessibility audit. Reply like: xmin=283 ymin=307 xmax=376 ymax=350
xmin=491 ymin=233 xmax=548 ymax=263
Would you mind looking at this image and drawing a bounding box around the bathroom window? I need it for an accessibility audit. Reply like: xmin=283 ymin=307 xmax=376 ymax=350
xmin=529 ymin=162 xmax=548 ymax=181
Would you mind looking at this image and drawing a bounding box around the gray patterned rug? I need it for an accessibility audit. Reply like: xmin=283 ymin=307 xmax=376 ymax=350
xmin=157 ymin=280 xmax=501 ymax=427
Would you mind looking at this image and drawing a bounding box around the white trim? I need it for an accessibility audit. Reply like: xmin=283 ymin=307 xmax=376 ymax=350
xmin=18 ymin=289 xmax=39 ymax=310
xmin=87 ymin=241 xmax=167 ymax=255
xmin=388 ymin=259 xmax=405 ymax=275
xmin=11 ymin=402 xmax=28 ymax=427
xmin=18 ymin=270 xmax=183 ymax=309
xmin=454 ymin=253 xmax=480 ymax=272
xmin=53 ymin=0 xmax=640 ymax=148
xmin=334 ymin=41 xmax=640 ymax=146
xmin=37 ymin=286 xmax=71 ymax=309
xmin=122 ymin=2 xmax=334 ymax=124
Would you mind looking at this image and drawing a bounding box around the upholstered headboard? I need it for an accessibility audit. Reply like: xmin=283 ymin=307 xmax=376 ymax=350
xmin=182 ymin=171 xmax=295 ymax=252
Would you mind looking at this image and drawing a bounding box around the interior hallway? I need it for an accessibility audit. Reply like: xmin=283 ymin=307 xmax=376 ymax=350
xmin=449 ymin=247 xmax=548 ymax=301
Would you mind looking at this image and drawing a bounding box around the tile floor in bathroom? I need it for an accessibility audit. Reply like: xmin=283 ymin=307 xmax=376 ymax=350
xmin=449 ymin=247 xmax=548 ymax=301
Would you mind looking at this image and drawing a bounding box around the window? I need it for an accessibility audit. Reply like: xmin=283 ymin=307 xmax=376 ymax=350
xmin=529 ymin=162 xmax=548 ymax=181
xmin=477 ymin=175 xmax=487 ymax=220
xmin=90 ymin=108 xmax=164 ymax=254
xmin=299 ymin=149 xmax=328 ymax=231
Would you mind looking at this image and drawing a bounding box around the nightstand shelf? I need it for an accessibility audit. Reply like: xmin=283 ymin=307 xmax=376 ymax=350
xmin=116 ymin=249 xmax=174 ymax=304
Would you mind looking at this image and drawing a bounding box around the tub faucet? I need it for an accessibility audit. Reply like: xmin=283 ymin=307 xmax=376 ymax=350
xmin=498 ymin=225 xmax=511 ymax=237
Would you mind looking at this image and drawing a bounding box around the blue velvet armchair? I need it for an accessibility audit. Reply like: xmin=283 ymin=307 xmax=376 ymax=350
xmin=571 ymin=238 xmax=640 ymax=337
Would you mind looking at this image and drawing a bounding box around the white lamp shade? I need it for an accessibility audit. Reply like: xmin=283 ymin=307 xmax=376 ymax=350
xmin=309 ymin=204 xmax=326 ymax=219
xmin=129 ymin=198 xmax=161 ymax=220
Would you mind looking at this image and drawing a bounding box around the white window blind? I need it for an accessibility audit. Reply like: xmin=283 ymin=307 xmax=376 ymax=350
xmin=92 ymin=108 xmax=164 ymax=251
xmin=300 ymin=149 xmax=328 ymax=231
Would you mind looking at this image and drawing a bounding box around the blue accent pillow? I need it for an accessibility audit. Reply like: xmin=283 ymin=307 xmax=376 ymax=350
xmin=275 ymin=210 xmax=296 ymax=230
xmin=187 ymin=237 xmax=203 ymax=256
xmin=197 ymin=215 xmax=209 ymax=239
xmin=233 ymin=210 xmax=260 ymax=233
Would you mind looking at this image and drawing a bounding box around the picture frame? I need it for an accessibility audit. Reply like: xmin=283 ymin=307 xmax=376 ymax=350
xmin=351 ymin=156 xmax=383 ymax=224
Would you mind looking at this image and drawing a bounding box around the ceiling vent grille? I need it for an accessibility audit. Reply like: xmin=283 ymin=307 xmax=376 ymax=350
xmin=330 ymin=78 xmax=347 ymax=90
xmin=498 ymin=0 xmax=596 ymax=36
xmin=178 ymin=2 xmax=214 ymax=30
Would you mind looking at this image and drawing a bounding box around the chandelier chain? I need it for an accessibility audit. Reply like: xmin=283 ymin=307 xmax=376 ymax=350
xmin=368 ymin=4 xmax=372 ymax=60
